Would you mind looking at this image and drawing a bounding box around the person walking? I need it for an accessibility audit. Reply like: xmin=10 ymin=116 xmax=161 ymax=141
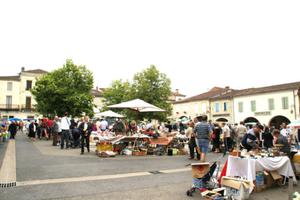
xmin=194 ymin=115 xmax=212 ymax=162
xmin=78 ymin=116 xmax=92 ymax=155
xmin=60 ymin=112 xmax=71 ymax=149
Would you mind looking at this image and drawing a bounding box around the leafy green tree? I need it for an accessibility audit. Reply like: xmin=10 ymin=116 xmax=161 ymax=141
xmin=102 ymin=80 xmax=132 ymax=110
xmin=102 ymin=65 xmax=172 ymax=121
xmin=132 ymin=65 xmax=172 ymax=121
xmin=32 ymin=59 xmax=94 ymax=117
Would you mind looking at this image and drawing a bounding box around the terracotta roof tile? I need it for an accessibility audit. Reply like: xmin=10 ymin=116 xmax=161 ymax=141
xmin=173 ymin=87 xmax=227 ymax=104
xmin=234 ymin=81 xmax=300 ymax=97
xmin=23 ymin=69 xmax=48 ymax=74
xmin=0 ymin=76 xmax=20 ymax=81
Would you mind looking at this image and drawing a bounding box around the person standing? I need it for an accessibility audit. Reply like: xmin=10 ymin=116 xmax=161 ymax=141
xmin=236 ymin=121 xmax=247 ymax=150
xmin=60 ymin=112 xmax=71 ymax=149
xmin=100 ymin=118 xmax=108 ymax=134
xmin=222 ymin=123 xmax=231 ymax=152
xmin=79 ymin=116 xmax=92 ymax=155
xmin=194 ymin=115 xmax=212 ymax=162
xmin=280 ymin=123 xmax=290 ymax=138
xmin=51 ymin=116 xmax=59 ymax=146
xmin=186 ymin=121 xmax=200 ymax=160
xmin=262 ymin=126 xmax=273 ymax=149
xmin=28 ymin=120 xmax=36 ymax=141
xmin=9 ymin=121 xmax=18 ymax=139
xmin=212 ymin=124 xmax=221 ymax=153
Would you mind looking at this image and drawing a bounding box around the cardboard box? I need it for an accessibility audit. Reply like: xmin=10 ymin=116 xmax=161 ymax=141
xmin=270 ymin=171 xmax=283 ymax=185
xmin=264 ymin=171 xmax=273 ymax=188
xmin=201 ymin=188 xmax=226 ymax=199
xmin=230 ymin=150 xmax=241 ymax=157
xmin=96 ymin=142 xmax=113 ymax=152
xmin=191 ymin=163 xmax=210 ymax=179
xmin=221 ymin=176 xmax=253 ymax=200
xmin=201 ymin=191 xmax=221 ymax=200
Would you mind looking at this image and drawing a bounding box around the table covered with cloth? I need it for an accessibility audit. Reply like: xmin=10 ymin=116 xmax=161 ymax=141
xmin=226 ymin=155 xmax=296 ymax=183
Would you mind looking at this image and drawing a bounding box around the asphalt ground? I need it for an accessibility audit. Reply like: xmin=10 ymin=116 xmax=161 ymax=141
xmin=0 ymin=133 xmax=299 ymax=200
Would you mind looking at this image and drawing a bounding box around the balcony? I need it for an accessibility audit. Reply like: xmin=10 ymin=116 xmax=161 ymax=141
xmin=0 ymin=104 xmax=36 ymax=112
xmin=20 ymin=104 xmax=36 ymax=112
xmin=0 ymin=104 xmax=20 ymax=111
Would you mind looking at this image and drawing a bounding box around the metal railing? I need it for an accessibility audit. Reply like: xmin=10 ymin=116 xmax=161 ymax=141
xmin=0 ymin=104 xmax=36 ymax=112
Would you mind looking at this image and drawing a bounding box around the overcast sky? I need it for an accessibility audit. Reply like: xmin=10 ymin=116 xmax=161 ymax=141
xmin=0 ymin=0 xmax=299 ymax=96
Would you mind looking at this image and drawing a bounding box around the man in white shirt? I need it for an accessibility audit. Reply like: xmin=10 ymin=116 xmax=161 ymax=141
xmin=60 ymin=112 xmax=71 ymax=149
xmin=280 ymin=123 xmax=290 ymax=138
xmin=100 ymin=119 xmax=108 ymax=132
xmin=222 ymin=123 xmax=231 ymax=152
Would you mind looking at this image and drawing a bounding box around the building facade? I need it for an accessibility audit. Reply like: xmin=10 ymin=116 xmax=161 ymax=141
xmin=172 ymin=87 xmax=228 ymax=120
xmin=169 ymin=89 xmax=186 ymax=102
xmin=0 ymin=67 xmax=47 ymax=119
xmin=233 ymin=82 xmax=300 ymax=128
xmin=209 ymin=89 xmax=236 ymax=123
xmin=92 ymin=87 xmax=105 ymax=111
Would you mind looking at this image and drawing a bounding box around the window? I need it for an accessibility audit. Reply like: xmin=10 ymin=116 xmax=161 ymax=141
xmin=224 ymin=102 xmax=227 ymax=112
xmin=7 ymin=82 xmax=13 ymax=91
xmin=25 ymin=97 xmax=31 ymax=109
xmin=238 ymin=102 xmax=243 ymax=113
xmin=268 ymin=98 xmax=274 ymax=110
xmin=26 ymin=80 xmax=32 ymax=90
xmin=202 ymin=103 xmax=207 ymax=113
xmin=251 ymin=100 xmax=256 ymax=112
xmin=282 ymin=97 xmax=289 ymax=109
xmin=215 ymin=103 xmax=220 ymax=112
xmin=6 ymin=96 xmax=12 ymax=108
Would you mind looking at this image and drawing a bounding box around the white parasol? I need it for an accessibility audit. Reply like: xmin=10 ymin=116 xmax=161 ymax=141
xmin=94 ymin=110 xmax=124 ymax=118
xmin=287 ymin=119 xmax=300 ymax=129
xmin=108 ymin=99 xmax=164 ymax=112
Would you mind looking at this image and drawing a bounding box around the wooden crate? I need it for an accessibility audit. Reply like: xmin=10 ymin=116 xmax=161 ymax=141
xmin=132 ymin=150 xmax=147 ymax=156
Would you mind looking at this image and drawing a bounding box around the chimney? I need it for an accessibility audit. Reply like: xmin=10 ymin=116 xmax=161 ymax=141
xmin=21 ymin=67 xmax=25 ymax=72
xmin=96 ymin=86 xmax=99 ymax=91
xmin=175 ymin=89 xmax=179 ymax=94
xmin=225 ymin=86 xmax=230 ymax=89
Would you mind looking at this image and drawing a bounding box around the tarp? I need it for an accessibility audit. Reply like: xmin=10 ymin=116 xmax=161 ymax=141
xmin=8 ymin=118 xmax=21 ymax=121
xmin=288 ymin=119 xmax=300 ymax=129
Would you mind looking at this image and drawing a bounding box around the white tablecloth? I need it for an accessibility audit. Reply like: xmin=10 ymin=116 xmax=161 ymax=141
xmin=226 ymin=155 xmax=296 ymax=183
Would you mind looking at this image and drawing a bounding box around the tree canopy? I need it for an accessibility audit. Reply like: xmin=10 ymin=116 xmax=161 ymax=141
xmin=32 ymin=59 xmax=94 ymax=117
xmin=102 ymin=65 xmax=172 ymax=121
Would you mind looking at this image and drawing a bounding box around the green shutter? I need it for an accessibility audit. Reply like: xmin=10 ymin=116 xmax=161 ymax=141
xmin=251 ymin=100 xmax=256 ymax=112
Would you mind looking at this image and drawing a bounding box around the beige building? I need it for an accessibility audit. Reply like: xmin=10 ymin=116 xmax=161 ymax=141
xmin=92 ymin=87 xmax=105 ymax=111
xmin=0 ymin=67 xmax=47 ymax=119
xmin=209 ymin=88 xmax=236 ymax=123
xmin=233 ymin=81 xmax=300 ymax=128
xmin=169 ymin=89 xmax=186 ymax=102
xmin=172 ymin=87 xmax=229 ymax=120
